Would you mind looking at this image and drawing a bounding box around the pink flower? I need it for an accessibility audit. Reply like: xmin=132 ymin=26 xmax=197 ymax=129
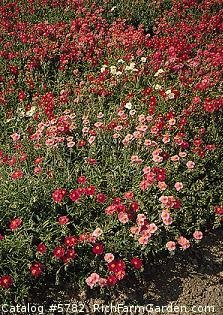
xmin=174 ymin=182 xmax=183 ymax=191
xmin=67 ymin=141 xmax=75 ymax=148
xmin=136 ymin=214 xmax=146 ymax=226
xmin=130 ymin=226 xmax=140 ymax=235
xmin=92 ymin=228 xmax=103 ymax=238
xmin=163 ymin=217 xmax=173 ymax=225
xmin=98 ymin=278 xmax=107 ymax=287
xmin=85 ymin=273 xmax=100 ymax=289
xmin=88 ymin=136 xmax=96 ymax=145
xmin=166 ymin=241 xmax=176 ymax=251
xmin=11 ymin=133 xmax=20 ymax=141
xmin=118 ymin=212 xmax=129 ymax=224
xmin=138 ymin=236 xmax=149 ymax=245
xmin=104 ymin=253 xmax=114 ymax=263
xmin=170 ymin=155 xmax=180 ymax=162
xmin=179 ymin=151 xmax=187 ymax=158
xmin=186 ymin=161 xmax=195 ymax=169
xmin=177 ymin=236 xmax=190 ymax=250
xmin=148 ymin=223 xmax=158 ymax=234
xmin=193 ymin=230 xmax=203 ymax=240
xmin=158 ymin=181 xmax=167 ymax=191
xmin=162 ymin=134 xmax=170 ymax=144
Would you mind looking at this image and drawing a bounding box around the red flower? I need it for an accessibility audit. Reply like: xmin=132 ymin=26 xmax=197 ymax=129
xmin=215 ymin=206 xmax=223 ymax=215
xmin=9 ymin=217 xmax=22 ymax=230
xmin=52 ymin=188 xmax=66 ymax=203
xmin=106 ymin=275 xmax=118 ymax=286
xmin=77 ymin=175 xmax=87 ymax=184
xmin=130 ymin=201 xmax=139 ymax=211
xmin=11 ymin=169 xmax=23 ymax=180
xmin=130 ymin=257 xmax=143 ymax=270
xmin=58 ymin=215 xmax=69 ymax=225
xmin=0 ymin=275 xmax=13 ymax=289
xmin=69 ymin=189 xmax=81 ymax=202
xmin=96 ymin=193 xmax=107 ymax=203
xmin=63 ymin=249 xmax=78 ymax=264
xmin=30 ymin=262 xmax=44 ymax=277
xmin=85 ymin=186 xmax=96 ymax=196
xmin=64 ymin=236 xmax=78 ymax=247
xmin=108 ymin=259 xmax=126 ymax=273
xmin=53 ymin=246 xmax=65 ymax=259
xmin=37 ymin=243 xmax=47 ymax=254
xmin=92 ymin=243 xmax=104 ymax=255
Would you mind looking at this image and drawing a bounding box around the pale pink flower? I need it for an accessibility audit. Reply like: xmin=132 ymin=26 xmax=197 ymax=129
xmin=114 ymin=125 xmax=123 ymax=131
xmin=131 ymin=155 xmax=143 ymax=164
xmin=141 ymin=229 xmax=151 ymax=238
xmin=179 ymin=151 xmax=187 ymax=158
xmin=170 ymin=155 xmax=180 ymax=162
xmin=118 ymin=212 xmax=129 ymax=224
xmin=136 ymin=125 xmax=148 ymax=132
xmin=133 ymin=131 xmax=143 ymax=139
xmin=97 ymin=112 xmax=104 ymax=119
xmin=92 ymin=228 xmax=103 ymax=238
xmin=94 ymin=122 xmax=104 ymax=128
xmin=162 ymin=134 xmax=170 ymax=144
xmin=177 ymin=236 xmax=190 ymax=250
xmin=161 ymin=209 xmax=170 ymax=220
xmin=193 ymin=230 xmax=203 ymax=240
xmin=159 ymin=196 xmax=169 ymax=205
xmin=144 ymin=139 xmax=152 ymax=147
xmin=130 ymin=226 xmax=140 ymax=235
xmin=98 ymin=278 xmax=107 ymax=287
xmin=113 ymin=133 xmax=120 ymax=139
xmin=136 ymin=214 xmax=146 ymax=226
xmin=148 ymin=223 xmax=158 ymax=234
xmin=158 ymin=181 xmax=167 ymax=191
xmin=86 ymin=273 xmax=100 ymax=289
xmin=174 ymin=182 xmax=183 ymax=191
xmin=151 ymin=126 xmax=159 ymax=134
xmin=186 ymin=161 xmax=195 ymax=169
xmin=45 ymin=138 xmax=55 ymax=146
xmin=138 ymin=114 xmax=146 ymax=123
xmin=11 ymin=133 xmax=20 ymax=141
xmin=105 ymin=205 xmax=116 ymax=215
xmin=67 ymin=141 xmax=75 ymax=148
xmin=88 ymin=136 xmax=96 ymax=145
xmin=166 ymin=241 xmax=176 ymax=251
xmin=163 ymin=217 xmax=173 ymax=225
xmin=168 ymin=118 xmax=176 ymax=126
xmin=34 ymin=166 xmax=42 ymax=175
xmin=143 ymin=166 xmax=151 ymax=174
xmin=104 ymin=253 xmax=114 ymax=263
xmin=153 ymin=155 xmax=163 ymax=163
xmin=129 ymin=110 xmax=136 ymax=116
xmin=138 ymin=236 xmax=149 ymax=245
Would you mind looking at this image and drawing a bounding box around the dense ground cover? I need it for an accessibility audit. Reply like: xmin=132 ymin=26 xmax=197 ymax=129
xmin=0 ymin=0 xmax=223 ymax=302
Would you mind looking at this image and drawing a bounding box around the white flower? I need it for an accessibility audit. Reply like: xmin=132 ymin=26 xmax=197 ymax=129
xmin=110 ymin=66 xmax=117 ymax=75
xmin=166 ymin=89 xmax=175 ymax=99
xmin=154 ymin=84 xmax=162 ymax=90
xmin=124 ymin=102 xmax=132 ymax=110
xmin=154 ymin=68 xmax=165 ymax=77
xmin=26 ymin=106 xmax=36 ymax=117
xmin=141 ymin=57 xmax=147 ymax=63
xmin=118 ymin=59 xmax=125 ymax=63
xmin=100 ymin=64 xmax=107 ymax=73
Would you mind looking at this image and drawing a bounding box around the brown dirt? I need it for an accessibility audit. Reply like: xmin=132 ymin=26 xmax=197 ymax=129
xmin=31 ymin=229 xmax=223 ymax=315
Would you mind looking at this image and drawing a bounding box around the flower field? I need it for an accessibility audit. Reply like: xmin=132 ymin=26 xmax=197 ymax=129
xmin=0 ymin=0 xmax=223 ymax=303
